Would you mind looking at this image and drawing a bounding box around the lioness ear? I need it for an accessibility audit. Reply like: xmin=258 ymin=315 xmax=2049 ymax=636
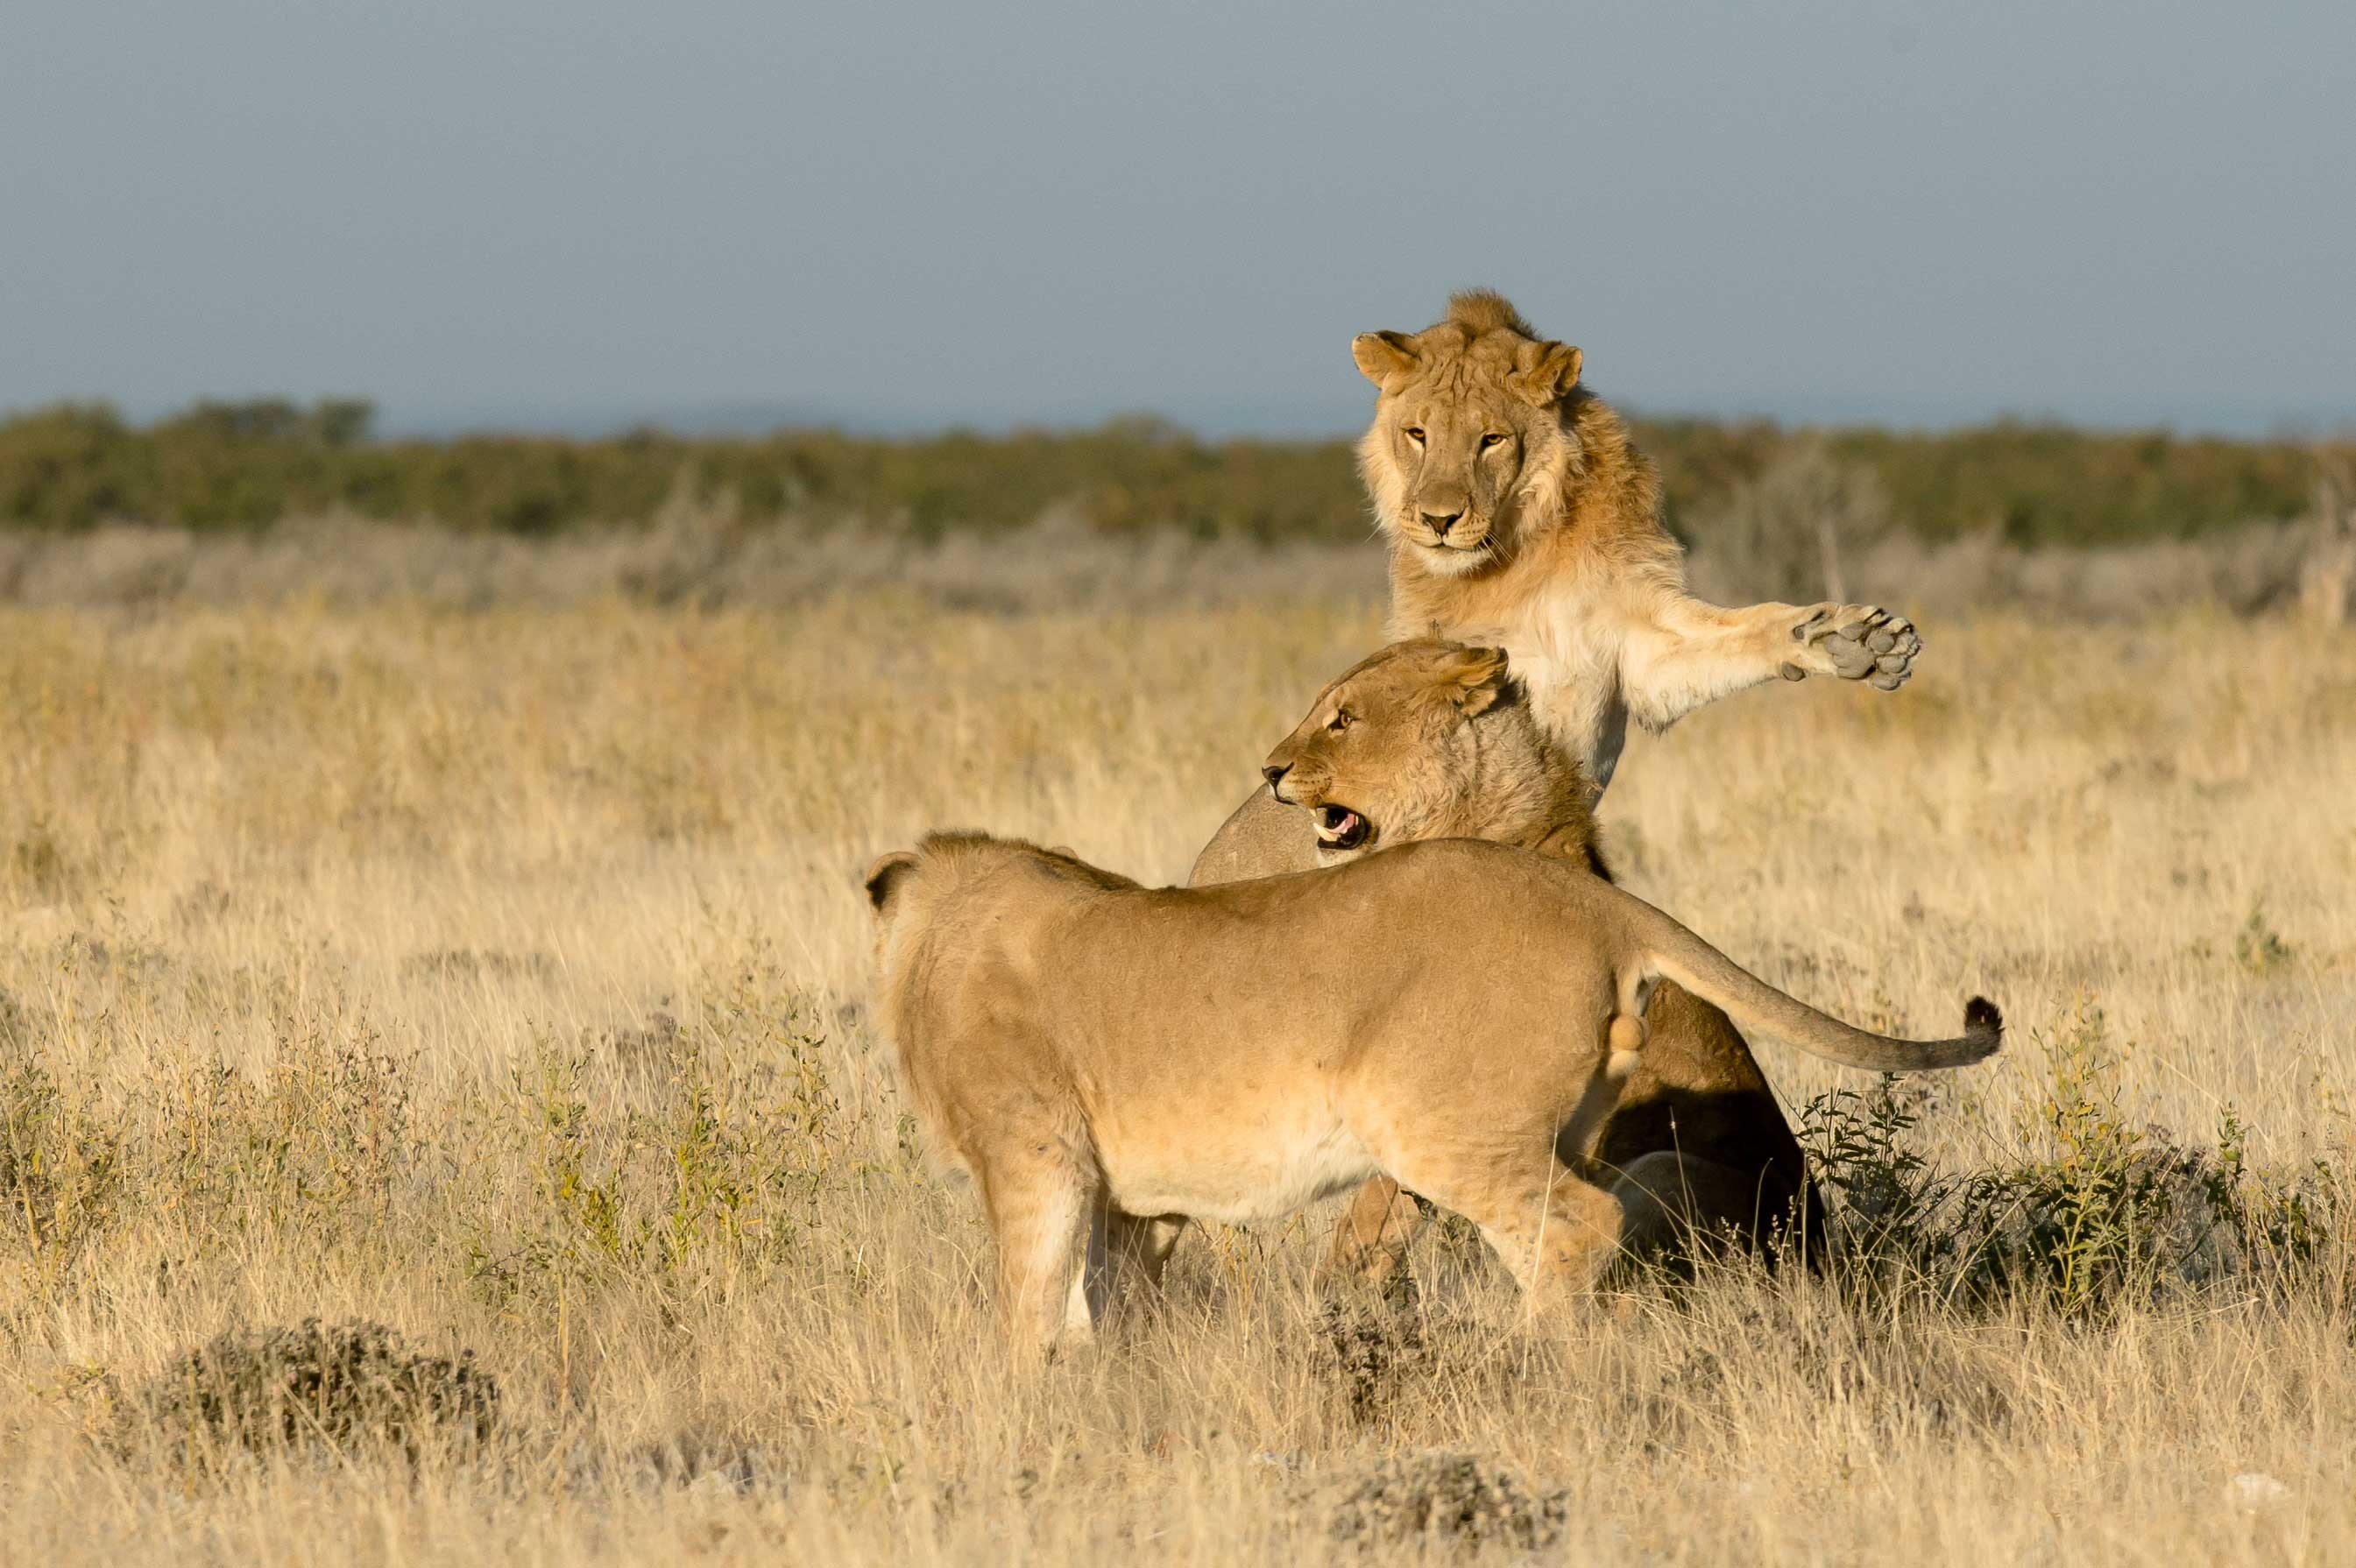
xmin=1506 ymin=340 xmax=1583 ymax=407
xmin=1351 ymin=330 xmax=1420 ymax=388
xmin=1438 ymin=645 xmax=1513 ymax=716
xmin=862 ymin=851 xmax=920 ymax=915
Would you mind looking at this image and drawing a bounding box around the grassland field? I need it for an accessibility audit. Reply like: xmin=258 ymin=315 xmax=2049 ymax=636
xmin=1 ymin=587 xmax=2353 ymax=1564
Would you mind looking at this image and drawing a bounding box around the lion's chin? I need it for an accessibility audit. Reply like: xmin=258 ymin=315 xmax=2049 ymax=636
xmin=1404 ymin=537 xmax=1497 ymax=579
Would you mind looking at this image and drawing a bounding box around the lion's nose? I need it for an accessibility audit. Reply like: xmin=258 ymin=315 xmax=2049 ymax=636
xmin=1262 ymin=762 xmax=1291 ymax=794
xmin=1421 ymin=510 xmax=1461 ymax=539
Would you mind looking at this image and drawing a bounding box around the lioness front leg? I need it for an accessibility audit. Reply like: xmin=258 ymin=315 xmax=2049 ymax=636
xmin=979 ymin=1146 xmax=1104 ymax=1361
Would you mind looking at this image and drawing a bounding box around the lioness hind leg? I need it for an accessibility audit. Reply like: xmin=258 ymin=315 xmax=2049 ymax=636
xmin=1393 ymin=1152 xmax=1626 ymax=1310
xmin=1319 ymin=1176 xmax=1433 ymax=1292
xmin=979 ymin=1148 xmax=1102 ymax=1361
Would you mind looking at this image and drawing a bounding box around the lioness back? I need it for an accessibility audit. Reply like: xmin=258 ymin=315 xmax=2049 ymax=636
xmin=1190 ymin=786 xmax=1316 ymax=886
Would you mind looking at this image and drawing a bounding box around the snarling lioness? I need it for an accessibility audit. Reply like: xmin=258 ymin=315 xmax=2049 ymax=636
xmin=1355 ymin=289 xmax=1918 ymax=798
xmin=1194 ymin=639 xmax=1830 ymax=1282
xmin=867 ymin=831 xmax=1999 ymax=1358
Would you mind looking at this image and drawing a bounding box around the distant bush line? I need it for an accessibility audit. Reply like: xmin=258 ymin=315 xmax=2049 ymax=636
xmin=2 ymin=399 xmax=2345 ymax=545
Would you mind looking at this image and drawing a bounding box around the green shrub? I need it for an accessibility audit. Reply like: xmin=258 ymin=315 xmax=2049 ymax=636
xmin=1800 ymin=1000 xmax=2335 ymax=1317
xmin=0 ymin=1035 xmax=121 ymax=1271
xmin=0 ymin=399 xmax=2343 ymax=542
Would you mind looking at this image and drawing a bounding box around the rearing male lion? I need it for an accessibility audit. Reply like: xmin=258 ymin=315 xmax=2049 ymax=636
xmin=1354 ymin=289 xmax=1918 ymax=796
xmin=1194 ymin=639 xmax=1831 ymax=1282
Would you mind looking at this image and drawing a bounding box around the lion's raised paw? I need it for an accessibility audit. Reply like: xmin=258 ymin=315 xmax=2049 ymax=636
xmin=1792 ymin=605 xmax=1921 ymax=689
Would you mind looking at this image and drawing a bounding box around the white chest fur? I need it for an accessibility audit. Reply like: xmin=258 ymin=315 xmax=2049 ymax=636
xmin=1457 ymin=583 xmax=1631 ymax=799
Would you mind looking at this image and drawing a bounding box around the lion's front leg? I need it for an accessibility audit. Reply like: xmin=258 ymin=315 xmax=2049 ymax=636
xmin=1779 ymin=604 xmax=1921 ymax=690
xmin=1619 ymin=594 xmax=1921 ymax=732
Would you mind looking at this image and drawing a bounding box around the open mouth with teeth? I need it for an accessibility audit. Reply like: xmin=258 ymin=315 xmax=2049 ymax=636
xmin=1314 ymin=803 xmax=1372 ymax=853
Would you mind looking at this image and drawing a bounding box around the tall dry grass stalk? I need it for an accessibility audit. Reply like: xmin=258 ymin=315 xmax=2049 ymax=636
xmin=1 ymin=593 xmax=2352 ymax=1564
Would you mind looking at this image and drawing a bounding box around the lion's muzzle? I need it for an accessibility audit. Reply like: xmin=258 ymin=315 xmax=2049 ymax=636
xmin=1398 ymin=502 xmax=1495 ymax=562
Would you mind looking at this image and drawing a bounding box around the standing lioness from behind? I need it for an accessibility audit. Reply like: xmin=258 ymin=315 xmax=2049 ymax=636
xmin=866 ymin=832 xmax=1999 ymax=1359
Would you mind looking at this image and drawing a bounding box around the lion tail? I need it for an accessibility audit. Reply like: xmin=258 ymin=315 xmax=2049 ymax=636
xmin=1600 ymin=882 xmax=2002 ymax=1073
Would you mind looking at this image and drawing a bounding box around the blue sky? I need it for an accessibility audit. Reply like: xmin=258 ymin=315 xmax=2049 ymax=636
xmin=4 ymin=0 xmax=2351 ymax=437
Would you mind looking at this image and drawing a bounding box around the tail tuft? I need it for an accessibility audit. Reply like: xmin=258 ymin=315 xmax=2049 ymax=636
xmin=1964 ymin=996 xmax=2003 ymax=1042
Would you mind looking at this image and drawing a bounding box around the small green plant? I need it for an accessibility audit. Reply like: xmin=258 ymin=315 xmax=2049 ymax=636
xmin=2026 ymin=1000 xmax=2148 ymax=1314
xmin=0 ymin=1040 xmax=121 ymax=1273
xmin=463 ymin=978 xmax=881 ymax=1309
xmin=145 ymin=1006 xmax=420 ymax=1241
xmin=2233 ymin=901 xmax=2294 ymax=977
xmin=1798 ymin=1075 xmax=1935 ymax=1257
xmin=1801 ymin=998 xmax=2336 ymax=1317
xmin=7 ymin=818 xmax=74 ymax=901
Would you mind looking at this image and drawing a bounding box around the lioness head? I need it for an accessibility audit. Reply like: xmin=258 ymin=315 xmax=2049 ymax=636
xmin=1260 ymin=639 xmax=1591 ymax=865
xmin=1353 ymin=290 xmax=1586 ymax=579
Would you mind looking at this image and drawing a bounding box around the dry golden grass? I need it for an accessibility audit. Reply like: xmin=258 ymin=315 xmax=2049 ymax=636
xmin=3 ymin=593 xmax=2354 ymax=1564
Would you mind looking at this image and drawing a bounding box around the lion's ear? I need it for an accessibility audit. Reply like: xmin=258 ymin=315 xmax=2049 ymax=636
xmin=1437 ymin=645 xmax=1513 ymax=716
xmin=1351 ymin=331 xmax=1420 ymax=388
xmin=1507 ymin=341 xmax=1583 ymax=407
xmin=862 ymin=851 xmax=921 ymax=915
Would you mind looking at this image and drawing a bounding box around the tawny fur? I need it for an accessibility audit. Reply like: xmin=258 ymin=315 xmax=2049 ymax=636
xmin=868 ymin=832 xmax=1998 ymax=1359
xmin=1445 ymin=286 xmax=1538 ymax=338
xmin=1352 ymin=293 xmax=1922 ymax=796
xmin=1192 ymin=639 xmax=1843 ymax=1282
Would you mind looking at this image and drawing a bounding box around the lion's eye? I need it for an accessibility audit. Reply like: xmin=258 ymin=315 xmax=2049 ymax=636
xmin=1327 ymin=710 xmax=1354 ymax=733
xmin=1403 ymin=427 xmax=1425 ymax=444
xmin=1480 ymin=433 xmax=1507 ymax=449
